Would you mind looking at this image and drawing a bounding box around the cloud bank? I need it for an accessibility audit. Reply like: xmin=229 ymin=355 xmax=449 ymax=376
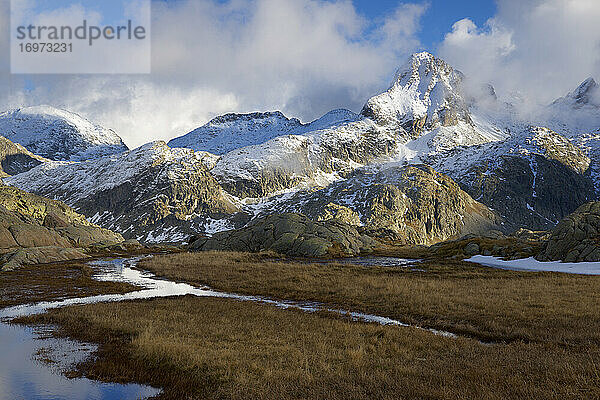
xmin=2 ymin=0 xmax=599 ymax=147
xmin=438 ymin=0 xmax=600 ymax=109
xmin=0 ymin=0 xmax=427 ymax=147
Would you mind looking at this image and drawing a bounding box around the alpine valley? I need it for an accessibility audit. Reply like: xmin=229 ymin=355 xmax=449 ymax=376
xmin=2 ymin=52 xmax=600 ymax=260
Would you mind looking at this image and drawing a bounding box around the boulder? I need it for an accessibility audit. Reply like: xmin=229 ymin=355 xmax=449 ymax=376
xmin=464 ymin=242 xmax=480 ymax=256
xmin=538 ymin=202 xmax=600 ymax=262
xmin=190 ymin=213 xmax=380 ymax=258
xmin=1 ymin=247 xmax=89 ymax=272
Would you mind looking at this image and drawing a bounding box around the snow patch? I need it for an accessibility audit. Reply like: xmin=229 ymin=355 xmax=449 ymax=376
xmin=467 ymin=255 xmax=600 ymax=275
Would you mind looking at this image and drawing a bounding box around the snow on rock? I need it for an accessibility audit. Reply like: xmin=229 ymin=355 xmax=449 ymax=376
xmin=211 ymin=118 xmax=397 ymax=198
xmin=428 ymin=126 xmax=594 ymax=231
xmin=176 ymin=53 xmax=513 ymax=201
xmin=5 ymin=141 xmax=237 ymax=242
xmin=361 ymin=52 xmax=507 ymax=148
xmin=431 ymin=126 xmax=590 ymax=176
xmin=0 ymin=106 xmax=128 ymax=161
xmin=168 ymin=109 xmax=359 ymax=155
xmin=544 ymin=77 xmax=600 ymax=137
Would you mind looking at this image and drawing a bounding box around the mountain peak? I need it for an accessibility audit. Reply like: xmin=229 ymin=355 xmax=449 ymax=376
xmin=0 ymin=106 xmax=128 ymax=161
xmin=391 ymin=52 xmax=452 ymax=89
xmin=361 ymin=52 xmax=470 ymax=140
xmin=571 ymin=77 xmax=598 ymax=105
xmin=168 ymin=111 xmax=304 ymax=155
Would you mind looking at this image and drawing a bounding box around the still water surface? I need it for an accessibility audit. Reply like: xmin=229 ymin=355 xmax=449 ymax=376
xmin=0 ymin=256 xmax=441 ymax=400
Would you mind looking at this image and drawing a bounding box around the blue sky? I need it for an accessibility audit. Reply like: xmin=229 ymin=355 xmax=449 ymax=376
xmin=24 ymin=0 xmax=133 ymax=23
xmin=353 ymin=0 xmax=497 ymax=50
xmin=162 ymin=0 xmax=498 ymax=51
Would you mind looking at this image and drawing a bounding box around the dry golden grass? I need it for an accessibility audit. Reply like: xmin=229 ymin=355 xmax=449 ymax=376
xmin=21 ymin=296 xmax=600 ymax=400
xmin=0 ymin=260 xmax=138 ymax=308
xmin=140 ymin=251 xmax=600 ymax=345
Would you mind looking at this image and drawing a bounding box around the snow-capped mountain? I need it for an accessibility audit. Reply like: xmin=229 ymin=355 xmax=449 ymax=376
xmin=210 ymin=118 xmax=397 ymax=198
xmin=5 ymin=141 xmax=238 ymax=242
xmin=168 ymin=109 xmax=358 ymax=155
xmin=430 ymin=126 xmax=595 ymax=231
xmin=5 ymin=52 xmax=600 ymax=244
xmin=544 ymin=77 xmax=600 ymax=136
xmin=0 ymin=106 xmax=128 ymax=161
xmin=208 ymin=52 xmax=509 ymax=199
xmin=361 ymin=52 xmax=507 ymax=149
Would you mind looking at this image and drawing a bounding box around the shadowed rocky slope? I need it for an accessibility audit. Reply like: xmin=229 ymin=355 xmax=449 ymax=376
xmin=0 ymin=184 xmax=123 ymax=270
xmin=0 ymin=136 xmax=45 ymax=177
xmin=538 ymin=202 xmax=600 ymax=262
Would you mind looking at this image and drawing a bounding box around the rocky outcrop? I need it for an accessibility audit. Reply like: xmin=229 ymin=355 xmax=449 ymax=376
xmin=190 ymin=213 xmax=380 ymax=257
xmin=538 ymin=202 xmax=600 ymax=262
xmin=1 ymin=247 xmax=89 ymax=272
xmin=210 ymin=119 xmax=398 ymax=198
xmin=6 ymin=142 xmax=239 ymax=243
xmin=434 ymin=127 xmax=596 ymax=232
xmin=0 ymin=136 xmax=45 ymax=177
xmin=429 ymin=233 xmax=542 ymax=261
xmin=0 ymin=184 xmax=123 ymax=270
xmin=271 ymin=165 xmax=500 ymax=246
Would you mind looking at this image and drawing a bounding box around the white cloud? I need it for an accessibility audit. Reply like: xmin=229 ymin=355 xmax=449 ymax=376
xmin=0 ymin=0 xmax=427 ymax=147
xmin=438 ymin=0 xmax=600 ymax=109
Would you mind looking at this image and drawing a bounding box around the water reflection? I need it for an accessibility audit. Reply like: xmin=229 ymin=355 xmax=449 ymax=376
xmin=0 ymin=255 xmax=453 ymax=400
xmin=0 ymin=322 xmax=160 ymax=400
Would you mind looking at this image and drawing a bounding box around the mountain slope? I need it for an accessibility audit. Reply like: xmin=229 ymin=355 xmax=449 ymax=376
xmin=267 ymin=164 xmax=499 ymax=245
xmin=168 ymin=109 xmax=358 ymax=155
xmin=431 ymin=126 xmax=595 ymax=231
xmin=0 ymin=135 xmax=45 ymax=177
xmin=0 ymin=106 xmax=128 ymax=161
xmin=545 ymin=77 xmax=600 ymax=136
xmin=210 ymin=118 xmax=397 ymax=198
xmin=5 ymin=142 xmax=238 ymax=242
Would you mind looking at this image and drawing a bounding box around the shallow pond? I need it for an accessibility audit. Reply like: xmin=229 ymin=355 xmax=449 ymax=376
xmin=313 ymin=256 xmax=418 ymax=268
xmin=0 ymin=256 xmax=451 ymax=400
xmin=0 ymin=322 xmax=160 ymax=400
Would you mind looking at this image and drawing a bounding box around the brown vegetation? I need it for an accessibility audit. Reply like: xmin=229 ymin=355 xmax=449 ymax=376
xmin=21 ymin=296 xmax=600 ymax=400
xmin=140 ymin=251 xmax=600 ymax=345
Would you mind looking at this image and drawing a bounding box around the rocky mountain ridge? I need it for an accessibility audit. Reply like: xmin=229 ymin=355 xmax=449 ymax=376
xmin=3 ymin=52 xmax=599 ymax=248
xmin=5 ymin=141 xmax=238 ymax=243
xmin=0 ymin=106 xmax=128 ymax=161
xmin=168 ymin=109 xmax=358 ymax=155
